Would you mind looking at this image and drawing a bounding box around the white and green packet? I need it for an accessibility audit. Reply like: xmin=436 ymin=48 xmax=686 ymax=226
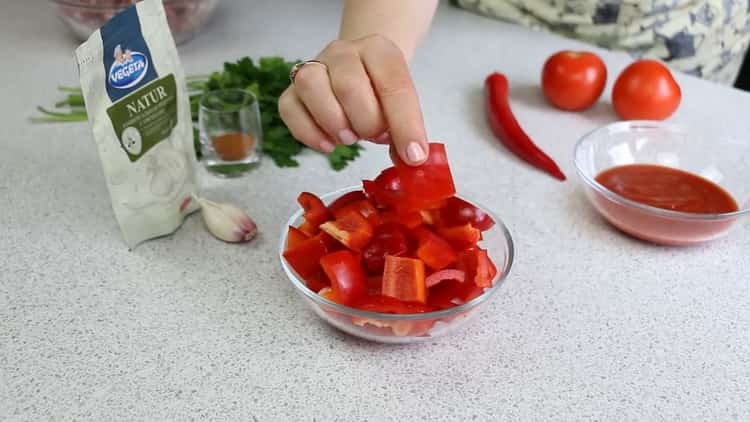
xmin=75 ymin=0 xmax=199 ymax=248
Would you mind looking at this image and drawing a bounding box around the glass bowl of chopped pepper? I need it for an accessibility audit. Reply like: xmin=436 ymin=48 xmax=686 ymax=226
xmin=574 ymin=120 xmax=750 ymax=245
xmin=279 ymin=185 xmax=514 ymax=344
xmin=50 ymin=0 xmax=219 ymax=45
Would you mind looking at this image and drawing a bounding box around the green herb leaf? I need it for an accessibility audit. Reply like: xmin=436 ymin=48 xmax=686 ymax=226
xmin=328 ymin=144 xmax=364 ymax=171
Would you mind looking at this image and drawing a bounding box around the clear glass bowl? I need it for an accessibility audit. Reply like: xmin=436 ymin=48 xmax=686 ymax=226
xmin=574 ymin=121 xmax=750 ymax=245
xmin=49 ymin=0 xmax=220 ymax=45
xmin=279 ymin=187 xmax=514 ymax=344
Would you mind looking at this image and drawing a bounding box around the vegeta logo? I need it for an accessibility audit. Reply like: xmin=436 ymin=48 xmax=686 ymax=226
xmin=108 ymin=44 xmax=149 ymax=89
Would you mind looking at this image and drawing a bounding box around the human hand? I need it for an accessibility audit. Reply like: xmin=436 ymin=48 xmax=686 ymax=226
xmin=278 ymin=34 xmax=429 ymax=165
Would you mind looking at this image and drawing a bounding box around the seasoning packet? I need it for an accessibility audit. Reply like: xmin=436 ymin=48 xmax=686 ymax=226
xmin=75 ymin=0 xmax=199 ymax=248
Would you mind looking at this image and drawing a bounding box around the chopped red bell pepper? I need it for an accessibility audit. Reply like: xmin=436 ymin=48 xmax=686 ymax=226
xmin=380 ymin=210 xmax=422 ymax=229
xmin=332 ymin=199 xmax=382 ymax=227
xmin=382 ymin=255 xmax=427 ymax=304
xmin=393 ymin=143 xmax=456 ymax=212
xmin=412 ymin=226 xmax=457 ymax=271
xmin=427 ymin=279 xmax=485 ymax=309
xmin=303 ymin=271 xmax=330 ymax=293
xmin=361 ymin=222 xmax=409 ymax=274
xmin=318 ymin=287 xmax=338 ymax=302
xmin=437 ymin=223 xmax=481 ymax=250
xmin=456 ymin=247 xmax=495 ymax=288
xmin=286 ymin=225 xmax=309 ymax=250
xmin=439 ymin=197 xmax=495 ymax=231
xmin=425 ymin=269 xmax=466 ymax=288
xmin=355 ymin=295 xmax=436 ymax=314
xmin=419 ymin=209 xmax=441 ymax=226
xmin=319 ymin=250 xmax=367 ymax=306
xmin=366 ymin=275 xmax=383 ymax=295
xmin=363 ymin=167 xmax=403 ymax=208
xmin=283 ymin=233 xmax=338 ymax=278
xmin=297 ymin=192 xmax=330 ymax=236
xmin=327 ymin=190 xmax=367 ymax=214
xmin=320 ymin=209 xmax=374 ymax=251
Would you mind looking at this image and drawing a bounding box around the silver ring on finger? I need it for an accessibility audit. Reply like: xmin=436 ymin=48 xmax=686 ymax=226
xmin=289 ymin=60 xmax=328 ymax=84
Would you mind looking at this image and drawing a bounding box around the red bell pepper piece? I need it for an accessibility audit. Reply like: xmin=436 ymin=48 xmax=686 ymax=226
xmin=361 ymin=222 xmax=409 ymax=274
xmin=485 ymin=72 xmax=566 ymax=181
xmin=303 ymin=271 xmax=330 ymax=293
xmin=427 ymin=279 xmax=484 ymax=309
xmin=286 ymin=225 xmax=309 ymax=250
xmin=380 ymin=210 xmax=422 ymax=229
xmin=437 ymin=223 xmax=481 ymax=250
xmin=382 ymin=255 xmax=427 ymax=304
xmin=332 ymin=199 xmax=382 ymax=227
xmin=420 ymin=209 xmax=441 ymax=226
xmin=439 ymin=197 xmax=495 ymax=231
xmin=355 ymin=295 xmax=436 ymax=314
xmin=319 ymin=250 xmax=367 ymax=306
xmin=363 ymin=167 xmax=403 ymax=208
xmin=393 ymin=143 xmax=456 ymax=211
xmin=425 ymin=269 xmax=465 ymax=288
xmin=297 ymin=192 xmax=331 ymax=236
xmin=412 ymin=226 xmax=457 ymax=271
xmin=320 ymin=209 xmax=374 ymax=251
xmin=456 ymin=247 xmax=495 ymax=288
xmin=326 ymin=190 xmax=367 ymax=214
xmin=283 ymin=233 xmax=338 ymax=278
xmin=366 ymin=275 xmax=383 ymax=295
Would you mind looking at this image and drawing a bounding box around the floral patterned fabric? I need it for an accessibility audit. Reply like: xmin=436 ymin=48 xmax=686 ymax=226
xmin=455 ymin=0 xmax=750 ymax=84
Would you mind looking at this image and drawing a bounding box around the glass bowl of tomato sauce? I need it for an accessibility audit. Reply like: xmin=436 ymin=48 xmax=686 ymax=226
xmin=574 ymin=121 xmax=750 ymax=245
xmin=279 ymin=186 xmax=514 ymax=344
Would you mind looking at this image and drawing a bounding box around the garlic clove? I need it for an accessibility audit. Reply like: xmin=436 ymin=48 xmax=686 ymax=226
xmin=194 ymin=195 xmax=257 ymax=243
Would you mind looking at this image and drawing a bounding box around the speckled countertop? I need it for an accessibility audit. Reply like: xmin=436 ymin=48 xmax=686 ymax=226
xmin=2 ymin=1 xmax=750 ymax=420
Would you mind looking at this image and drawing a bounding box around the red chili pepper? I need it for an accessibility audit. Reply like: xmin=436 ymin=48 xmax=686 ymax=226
xmin=484 ymin=72 xmax=566 ymax=181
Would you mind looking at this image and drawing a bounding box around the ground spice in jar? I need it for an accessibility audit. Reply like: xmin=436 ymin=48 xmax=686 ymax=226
xmin=211 ymin=132 xmax=255 ymax=161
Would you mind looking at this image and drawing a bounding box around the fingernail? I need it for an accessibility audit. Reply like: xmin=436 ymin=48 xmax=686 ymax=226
xmin=319 ymin=140 xmax=335 ymax=153
xmin=338 ymin=129 xmax=358 ymax=145
xmin=406 ymin=142 xmax=426 ymax=163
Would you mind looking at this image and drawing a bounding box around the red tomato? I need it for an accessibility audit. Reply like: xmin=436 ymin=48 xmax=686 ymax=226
xmin=541 ymin=50 xmax=607 ymax=111
xmin=319 ymin=250 xmax=367 ymax=305
xmin=612 ymin=59 xmax=681 ymax=120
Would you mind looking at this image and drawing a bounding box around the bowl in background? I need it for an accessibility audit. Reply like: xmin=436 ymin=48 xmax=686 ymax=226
xmin=49 ymin=0 xmax=219 ymax=45
xmin=279 ymin=186 xmax=514 ymax=344
xmin=574 ymin=121 xmax=750 ymax=245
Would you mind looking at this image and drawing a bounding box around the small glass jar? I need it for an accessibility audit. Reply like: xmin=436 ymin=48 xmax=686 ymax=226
xmin=198 ymin=89 xmax=263 ymax=177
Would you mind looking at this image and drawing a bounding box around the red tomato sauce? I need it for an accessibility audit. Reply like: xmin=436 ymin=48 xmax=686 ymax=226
xmin=595 ymin=164 xmax=738 ymax=214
